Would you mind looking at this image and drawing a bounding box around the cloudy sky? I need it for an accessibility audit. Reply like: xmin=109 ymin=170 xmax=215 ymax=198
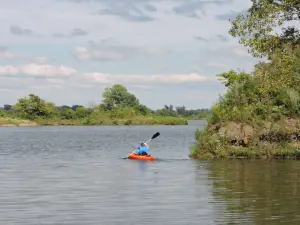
xmin=0 ymin=0 xmax=261 ymax=109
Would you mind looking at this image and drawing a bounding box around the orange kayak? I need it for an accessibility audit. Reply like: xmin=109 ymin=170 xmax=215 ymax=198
xmin=127 ymin=152 xmax=155 ymax=161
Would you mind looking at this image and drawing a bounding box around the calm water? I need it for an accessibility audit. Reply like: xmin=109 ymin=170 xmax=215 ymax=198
xmin=0 ymin=123 xmax=299 ymax=225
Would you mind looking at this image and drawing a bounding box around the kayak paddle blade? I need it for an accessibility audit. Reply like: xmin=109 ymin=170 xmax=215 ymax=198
xmin=151 ymin=132 xmax=160 ymax=140
xmin=145 ymin=132 xmax=160 ymax=144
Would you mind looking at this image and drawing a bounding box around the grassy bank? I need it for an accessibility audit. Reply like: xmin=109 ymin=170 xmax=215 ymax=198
xmin=0 ymin=117 xmax=37 ymax=126
xmin=190 ymin=118 xmax=300 ymax=159
xmin=0 ymin=115 xmax=188 ymax=126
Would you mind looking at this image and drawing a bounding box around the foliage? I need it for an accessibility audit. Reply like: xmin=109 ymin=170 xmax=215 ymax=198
xmin=216 ymin=70 xmax=251 ymax=87
xmin=156 ymin=105 xmax=178 ymax=117
xmin=1 ymin=84 xmax=208 ymax=126
xmin=58 ymin=108 xmax=77 ymax=120
xmin=14 ymin=94 xmax=56 ymax=120
xmin=75 ymin=107 xmax=89 ymax=118
xmin=109 ymin=107 xmax=136 ymax=119
xmin=192 ymin=0 xmax=300 ymax=159
xmin=134 ymin=104 xmax=152 ymax=116
xmin=0 ymin=109 xmax=5 ymax=117
xmin=154 ymin=104 xmax=211 ymax=118
xmin=100 ymin=84 xmax=140 ymax=110
xmin=209 ymin=44 xmax=300 ymax=124
xmin=3 ymin=105 xmax=12 ymax=111
xmin=229 ymin=0 xmax=300 ymax=58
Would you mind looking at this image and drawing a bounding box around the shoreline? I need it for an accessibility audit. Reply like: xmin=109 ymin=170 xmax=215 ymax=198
xmin=190 ymin=118 xmax=300 ymax=160
xmin=0 ymin=124 xmax=38 ymax=127
xmin=0 ymin=123 xmax=189 ymax=127
xmin=0 ymin=117 xmax=204 ymax=127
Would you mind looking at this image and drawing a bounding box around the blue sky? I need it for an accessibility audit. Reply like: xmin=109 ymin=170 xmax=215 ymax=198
xmin=0 ymin=0 xmax=261 ymax=109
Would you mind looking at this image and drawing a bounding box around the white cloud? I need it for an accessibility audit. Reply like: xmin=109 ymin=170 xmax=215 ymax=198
xmin=0 ymin=63 xmax=77 ymax=77
xmin=73 ymin=46 xmax=123 ymax=61
xmin=0 ymin=47 xmax=21 ymax=60
xmin=73 ymin=47 xmax=90 ymax=60
xmin=0 ymin=0 xmax=258 ymax=109
xmin=84 ymin=72 xmax=217 ymax=85
xmin=31 ymin=56 xmax=48 ymax=64
xmin=73 ymin=41 xmax=146 ymax=61
xmin=22 ymin=64 xmax=76 ymax=77
xmin=0 ymin=66 xmax=19 ymax=75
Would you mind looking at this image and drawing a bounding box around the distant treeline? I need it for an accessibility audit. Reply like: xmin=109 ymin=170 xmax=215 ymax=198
xmin=0 ymin=103 xmax=211 ymax=120
xmin=0 ymin=84 xmax=211 ymax=123
xmin=155 ymin=105 xmax=211 ymax=119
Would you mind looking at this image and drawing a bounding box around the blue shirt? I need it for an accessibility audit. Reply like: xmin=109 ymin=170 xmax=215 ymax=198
xmin=135 ymin=146 xmax=149 ymax=154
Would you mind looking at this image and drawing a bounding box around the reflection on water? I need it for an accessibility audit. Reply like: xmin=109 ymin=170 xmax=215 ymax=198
xmin=138 ymin=160 xmax=149 ymax=172
xmin=206 ymin=159 xmax=300 ymax=225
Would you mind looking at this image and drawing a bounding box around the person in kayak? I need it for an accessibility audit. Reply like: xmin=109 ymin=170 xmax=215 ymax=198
xmin=135 ymin=143 xmax=150 ymax=156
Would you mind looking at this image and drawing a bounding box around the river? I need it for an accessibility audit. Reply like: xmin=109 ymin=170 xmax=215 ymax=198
xmin=0 ymin=122 xmax=299 ymax=224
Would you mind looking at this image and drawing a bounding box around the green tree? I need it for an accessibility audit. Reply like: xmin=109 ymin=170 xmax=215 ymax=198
xmin=217 ymin=70 xmax=251 ymax=88
xmin=134 ymin=104 xmax=151 ymax=116
xmin=14 ymin=94 xmax=55 ymax=120
xmin=101 ymin=84 xmax=140 ymax=110
xmin=164 ymin=104 xmax=174 ymax=111
xmin=3 ymin=105 xmax=12 ymax=111
xmin=0 ymin=109 xmax=5 ymax=117
xmin=156 ymin=105 xmax=178 ymax=117
xmin=176 ymin=105 xmax=187 ymax=116
xmin=229 ymin=0 xmax=300 ymax=58
xmin=59 ymin=108 xmax=77 ymax=120
xmin=75 ymin=106 xmax=89 ymax=118
xmin=72 ymin=105 xmax=84 ymax=111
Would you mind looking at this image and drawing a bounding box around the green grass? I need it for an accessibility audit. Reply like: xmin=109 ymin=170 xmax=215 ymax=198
xmin=0 ymin=114 xmax=188 ymax=126
xmin=35 ymin=115 xmax=187 ymax=126
xmin=0 ymin=117 xmax=37 ymax=126
xmin=190 ymin=126 xmax=300 ymax=160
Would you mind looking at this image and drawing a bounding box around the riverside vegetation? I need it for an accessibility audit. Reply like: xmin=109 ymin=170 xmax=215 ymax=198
xmin=190 ymin=0 xmax=300 ymax=159
xmin=0 ymin=84 xmax=211 ymax=126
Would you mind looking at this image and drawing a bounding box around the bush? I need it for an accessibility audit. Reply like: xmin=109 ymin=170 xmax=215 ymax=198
xmin=76 ymin=107 xmax=89 ymax=118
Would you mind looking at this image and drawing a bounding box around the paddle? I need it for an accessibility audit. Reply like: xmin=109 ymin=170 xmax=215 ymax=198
xmin=124 ymin=132 xmax=160 ymax=159
xmin=145 ymin=132 xmax=160 ymax=144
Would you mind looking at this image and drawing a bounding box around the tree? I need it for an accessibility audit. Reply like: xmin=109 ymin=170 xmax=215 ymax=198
xmin=0 ymin=109 xmax=4 ymax=117
xmin=59 ymin=108 xmax=76 ymax=120
xmin=164 ymin=104 xmax=174 ymax=111
xmin=217 ymin=70 xmax=251 ymax=88
xmin=156 ymin=104 xmax=178 ymax=117
xmin=3 ymin=105 xmax=12 ymax=111
xmin=75 ymin=106 xmax=89 ymax=118
xmin=71 ymin=105 xmax=84 ymax=111
xmin=229 ymin=0 xmax=300 ymax=58
xmin=14 ymin=94 xmax=55 ymax=120
xmin=134 ymin=104 xmax=152 ymax=116
xmin=176 ymin=105 xmax=187 ymax=116
xmin=57 ymin=105 xmax=71 ymax=110
xmin=101 ymin=84 xmax=140 ymax=110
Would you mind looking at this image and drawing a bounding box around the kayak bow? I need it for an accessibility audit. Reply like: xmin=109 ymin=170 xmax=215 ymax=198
xmin=127 ymin=152 xmax=155 ymax=161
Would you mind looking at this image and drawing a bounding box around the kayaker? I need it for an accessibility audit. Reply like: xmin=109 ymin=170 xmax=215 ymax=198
xmin=135 ymin=143 xmax=150 ymax=156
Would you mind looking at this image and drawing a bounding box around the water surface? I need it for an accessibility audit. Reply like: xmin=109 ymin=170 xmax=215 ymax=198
xmin=0 ymin=123 xmax=299 ymax=224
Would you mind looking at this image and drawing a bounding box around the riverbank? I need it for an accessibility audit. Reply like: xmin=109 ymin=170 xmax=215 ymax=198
xmin=0 ymin=118 xmax=37 ymax=127
xmin=0 ymin=115 xmax=188 ymax=126
xmin=190 ymin=118 xmax=300 ymax=159
xmin=189 ymin=0 xmax=300 ymax=160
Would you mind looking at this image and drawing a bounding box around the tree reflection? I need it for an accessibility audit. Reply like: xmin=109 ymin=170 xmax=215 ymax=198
xmin=204 ymin=159 xmax=300 ymax=225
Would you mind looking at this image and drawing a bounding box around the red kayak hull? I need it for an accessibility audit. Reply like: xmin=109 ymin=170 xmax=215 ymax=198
xmin=127 ymin=153 xmax=155 ymax=161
